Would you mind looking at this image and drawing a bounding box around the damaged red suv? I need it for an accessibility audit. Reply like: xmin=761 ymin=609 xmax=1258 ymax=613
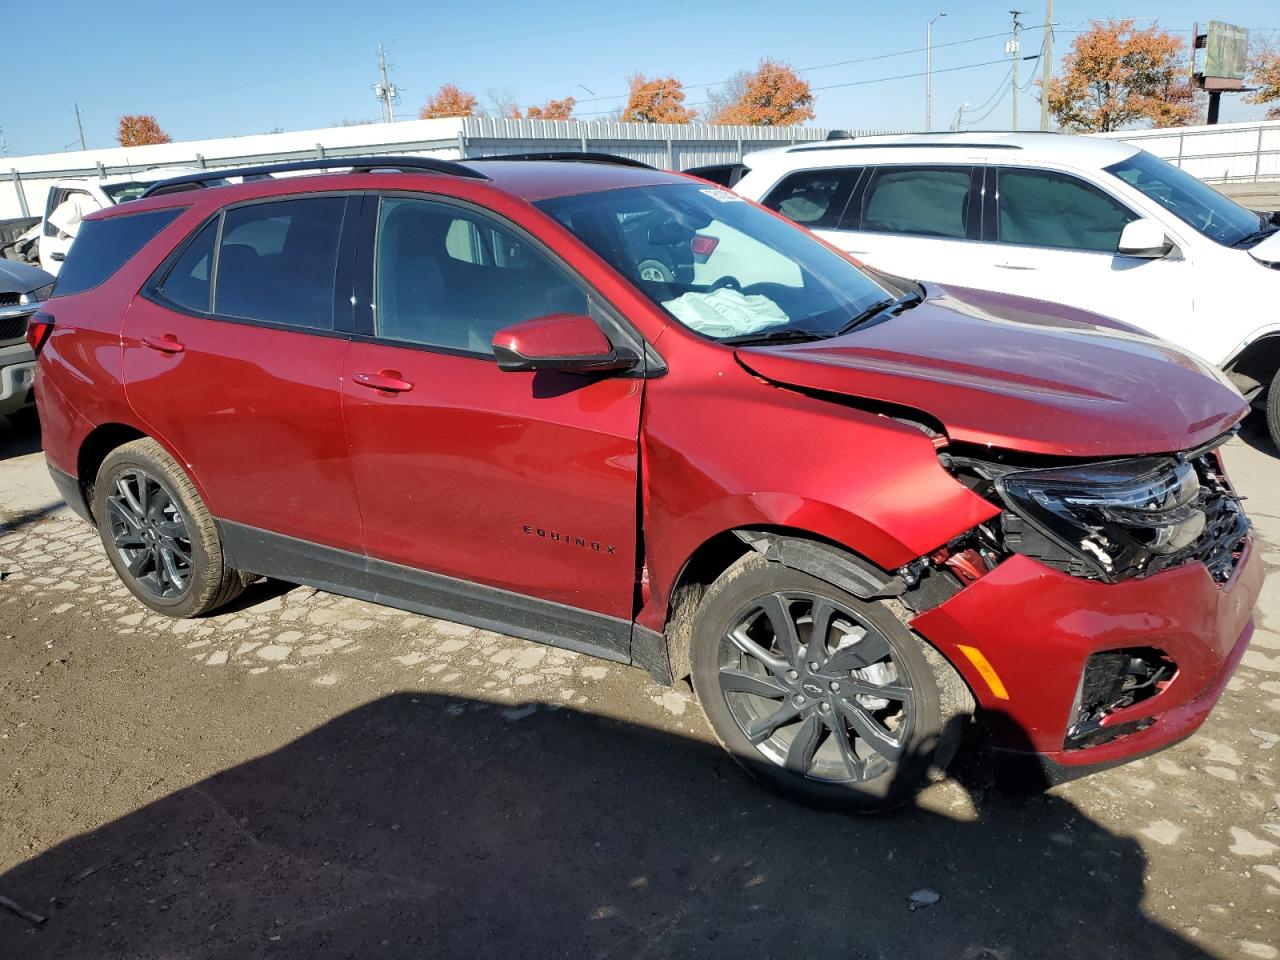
xmin=32 ymin=155 xmax=1261 ymax=810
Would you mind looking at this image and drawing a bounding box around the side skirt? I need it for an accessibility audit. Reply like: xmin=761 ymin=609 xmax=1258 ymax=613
xmin=218 ymin=520 xmax=671 ymax=680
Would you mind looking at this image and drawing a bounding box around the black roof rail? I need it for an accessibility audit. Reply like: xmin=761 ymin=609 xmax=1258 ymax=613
xmin=466 ymin=151 xmax=655 ymax=170
xmin=138 ymin=155 xmax=491 ymax=199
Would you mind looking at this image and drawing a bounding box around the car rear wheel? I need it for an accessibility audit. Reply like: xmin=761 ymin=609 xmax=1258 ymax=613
xmin=93 ymin=438 xmax=246 ymax=618
xmin=690 ymin=553 xmax=972 ymax=812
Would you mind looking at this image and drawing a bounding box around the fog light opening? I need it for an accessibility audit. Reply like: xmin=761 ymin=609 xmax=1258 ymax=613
xmin=1065 ymin=647 xmax=1175 ymax=750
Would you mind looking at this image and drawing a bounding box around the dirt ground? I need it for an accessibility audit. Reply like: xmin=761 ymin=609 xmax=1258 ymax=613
xmin=1 ymin=412 xmax=1278 ymax=960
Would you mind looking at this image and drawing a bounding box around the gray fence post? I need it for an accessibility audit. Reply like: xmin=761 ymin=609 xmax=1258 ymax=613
xmin=1176 ymin=132 xmax=1185 ymax=170
xmin=10 ymin=169 xmax=29 ymax=218
xmin=456 ymin=131 xmax=467 ymax=159
xmin=1256 ymin=125 xmax=1265 ymax=183
xmin=195 ymin=153 xmax=206 ymax=169
xmin=665 ymin=136 xmax=673 ymax=170
xmin=96 ymin=161 xmax=107 ymax=179
xmin=316 ymin=143 xmax=326 ymax=160
xmin=580 ymin=131 xmax=588 ymax=152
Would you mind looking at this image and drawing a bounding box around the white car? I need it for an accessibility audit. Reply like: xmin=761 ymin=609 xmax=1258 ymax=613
xmin=732 ymin=132 xmax=1280 ymax=447
xmin=38 ymin=167 xmax=208 ymax=275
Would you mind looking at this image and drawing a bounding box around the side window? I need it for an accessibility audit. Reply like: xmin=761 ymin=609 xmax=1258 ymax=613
xmin=159 ymin=219 xmax=218 ymax=313
xmin=860 ymin=166 xmax=974 ymax=240
xmin=375 ymin=197 xmax=589 ymax=356
xmin=761 ymin=168 xmax=861 ymax=229
xmin=996 ymin=168 xmax=1136 ymax=253
xmin=53 ymin=208 xmax=183 ymax=297
xmin=214 ymin=197 xmax=345 ymax=329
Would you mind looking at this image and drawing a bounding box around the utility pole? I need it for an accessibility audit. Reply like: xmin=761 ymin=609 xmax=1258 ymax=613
xmin=1039 ymin=0 xmax=1054 ymax=130
xmin=373 ymin=44 xmax=398 ymax=123
xmin=926 ymin=11 xmax=946 ymax=131
xmin=74 ymin=102 xmax=87 ymax=150
xmin=1008 ymin=11 xmax=1024 ymax=130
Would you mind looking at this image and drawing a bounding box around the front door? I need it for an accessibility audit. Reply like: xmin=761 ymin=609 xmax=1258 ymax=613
xmin=341 ymin=194 xmax=643 ymax=644
xmin=122 ymin=194 xmax=363 ymax=552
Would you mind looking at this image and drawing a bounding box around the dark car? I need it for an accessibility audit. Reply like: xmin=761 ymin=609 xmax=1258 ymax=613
xmin=30 ymin=155 xmax=1260 ymax=811
xmin=0 ymin=258 xmax=54 ymax=421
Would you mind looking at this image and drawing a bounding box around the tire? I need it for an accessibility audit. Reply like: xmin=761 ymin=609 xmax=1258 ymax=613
xmin=636 ymin=258 xmax=674 ymax=283
xmin=93 ymin=438 xmax=245 ymax=618
xmin=690 ymin=553 xmax=972 ymax=812
xmin=1267 ymin=366 xmax=1280 ymax=455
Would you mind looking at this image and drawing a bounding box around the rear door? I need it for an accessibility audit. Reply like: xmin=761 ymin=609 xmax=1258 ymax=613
xmin=823 ymin=164 xmax=987 ymax=283
xmin=122 ymin=194 xmax=363 ymax=552
xmin=340 ymin=193 xmax=643 ymax=642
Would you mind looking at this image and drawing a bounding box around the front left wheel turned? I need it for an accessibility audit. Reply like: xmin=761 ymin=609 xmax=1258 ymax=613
xmin=93 ymin=438 xmax=246 ymax=618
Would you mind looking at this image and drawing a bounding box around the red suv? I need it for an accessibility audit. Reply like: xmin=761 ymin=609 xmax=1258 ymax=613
xmin=31 ymin=155 xmax=1261 ymax=811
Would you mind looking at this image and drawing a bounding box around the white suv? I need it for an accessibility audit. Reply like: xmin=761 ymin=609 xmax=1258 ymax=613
xmin=733 ymin=132 xmax=1280 ymax=447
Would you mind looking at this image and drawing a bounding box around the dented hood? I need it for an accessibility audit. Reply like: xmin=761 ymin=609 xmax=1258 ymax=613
xmin=736 ymin=285 xmax=1247 ymax=457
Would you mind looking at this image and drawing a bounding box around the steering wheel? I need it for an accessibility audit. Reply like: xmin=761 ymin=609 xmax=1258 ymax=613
xmin=710 ymin=275 xmax=742 ymax=293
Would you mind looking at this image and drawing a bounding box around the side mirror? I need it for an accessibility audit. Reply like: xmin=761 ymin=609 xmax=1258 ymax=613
xmin=1117 ymin=219 xmax=1174 ymax=259
xmin=491 ymin=313 xmax=635 ymax=374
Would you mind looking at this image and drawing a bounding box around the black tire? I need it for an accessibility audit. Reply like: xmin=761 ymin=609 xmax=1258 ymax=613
xmin=690 ymin=553 xmax=972 ymax=812
xmin=1267 ymin=366 xmax=1280 ymax=455
xmin=93 ymin=438 xmax=245 ymax=618
xmin=636 ymin=258 xmax=674 ymax=283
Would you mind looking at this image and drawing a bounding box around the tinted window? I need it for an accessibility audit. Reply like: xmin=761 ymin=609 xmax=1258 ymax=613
xmin=762 ymin=168 xmax=861 ymax=229
xmin=53 ymin=208 xmax=182 ymax=297
xmin=997 ymin=168 xmax=1136 ymax=252
xmin=375 ymin=197 xmax=588 ymax=355
xmin=214 ymin=197 xmax=344 ymax=329
xmin=861 ymin=166 xmax=972 ymax=239
xmin=159 ymin=219 xmax=218 ymax=313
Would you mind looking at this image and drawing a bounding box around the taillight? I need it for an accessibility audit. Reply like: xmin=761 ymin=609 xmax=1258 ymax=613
xmin=691 ymin=234 xmax=719 ymax=262
xmin=26 ymin=312 xmax=54 ymax=355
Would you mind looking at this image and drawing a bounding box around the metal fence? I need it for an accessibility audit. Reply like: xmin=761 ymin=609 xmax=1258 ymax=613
xmin=2 ymin=117 xmax=896 ymax=220
xmin=1103 ymin=119 xmax=1280 ymax=183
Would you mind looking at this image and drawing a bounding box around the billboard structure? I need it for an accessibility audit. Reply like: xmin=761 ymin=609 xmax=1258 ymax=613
xmin=1191 ymin=20 xmax=1251 ymax=124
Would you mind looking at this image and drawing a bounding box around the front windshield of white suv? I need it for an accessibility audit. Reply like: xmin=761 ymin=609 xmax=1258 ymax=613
xmin=537 ymin=183 xmax=896 ymax=343
xmin=1105 ymin=150 xmax=1269 ymax=248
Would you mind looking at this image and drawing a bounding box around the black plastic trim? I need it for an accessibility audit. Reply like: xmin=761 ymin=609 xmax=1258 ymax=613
xmin=139 ymin=156 xmax=490 ymax=199
xmin=734 ymin=531 xmax=905 ymax=598
xmin=218 ymin=520 xmax=637 ymax=665
xmin=48 ymin=463 xmax=92 ymax=523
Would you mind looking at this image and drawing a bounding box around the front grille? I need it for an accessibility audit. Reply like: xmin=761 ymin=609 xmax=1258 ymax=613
xmin=0 ymin=291 xmax=19 ymax=306
xmin=0 ymin=315 xmax=28 ymax=342
xmin=1146 ymin=453 xmax=1249 ymax=583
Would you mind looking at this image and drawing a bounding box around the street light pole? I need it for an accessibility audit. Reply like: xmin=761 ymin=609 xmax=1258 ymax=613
xmin=926 ymin=11 xmax=947 ymax=131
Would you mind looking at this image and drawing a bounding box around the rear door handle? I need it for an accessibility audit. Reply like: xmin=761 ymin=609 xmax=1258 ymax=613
xmin=353 ymin=370 xmax=414 ymax=393
xmin=141 ymin=335 xmax=185 ymax=354
xmin=50 ymin=251 xmax=65 ymax=262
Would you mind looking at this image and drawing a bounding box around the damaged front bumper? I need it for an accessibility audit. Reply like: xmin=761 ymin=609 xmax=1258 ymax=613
xmin=909 ymin=533 xmax=1262 ymax=766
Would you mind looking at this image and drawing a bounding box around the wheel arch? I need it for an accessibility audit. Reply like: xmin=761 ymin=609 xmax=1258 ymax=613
xmin=74 ymin=423 xmax=214 ymax=522
xmin=1224 ymin=333 xmax=1280 ymax=402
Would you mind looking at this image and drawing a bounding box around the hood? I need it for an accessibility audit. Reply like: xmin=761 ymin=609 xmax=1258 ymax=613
xmin=1249 ymin=228 xmax=1280 ymax=265
xmin=736 ymin=285 xmax=1247 ymax=458
xmin=0 ymin=257 xmax=54 ymax=295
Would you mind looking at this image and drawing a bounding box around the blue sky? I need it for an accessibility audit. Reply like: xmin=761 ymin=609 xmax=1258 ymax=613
xmin=3 ymin=0 xmax=1277 ymax=156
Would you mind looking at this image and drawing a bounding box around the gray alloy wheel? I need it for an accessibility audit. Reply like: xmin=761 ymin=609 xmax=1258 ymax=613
xmin=104 ymin=468 xmax=194 ymax=600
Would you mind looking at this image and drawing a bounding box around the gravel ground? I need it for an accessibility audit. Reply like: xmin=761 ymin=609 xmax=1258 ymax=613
xmin=1 ymin=413 xmax=1278 ymax=960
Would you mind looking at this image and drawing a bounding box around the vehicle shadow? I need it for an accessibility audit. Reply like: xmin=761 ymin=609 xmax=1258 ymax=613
xmin=0 ymin=693 xmax=1207 ymax=959
xmin=1237 ymin=409 xmax=1278 ymax=457
xmin=0 ymin=412 xmax=41 ymax=462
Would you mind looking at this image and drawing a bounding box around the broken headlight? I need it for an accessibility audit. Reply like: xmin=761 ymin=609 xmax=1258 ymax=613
xmin=994 ymin=457 xmax=1205 ymax=582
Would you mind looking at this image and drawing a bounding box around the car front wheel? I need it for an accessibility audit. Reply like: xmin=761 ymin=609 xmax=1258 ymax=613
xmin=690 ymin=553 xmax=972 ymax=812
xmin=1267 ymin=367 xmax=1280 ymax=455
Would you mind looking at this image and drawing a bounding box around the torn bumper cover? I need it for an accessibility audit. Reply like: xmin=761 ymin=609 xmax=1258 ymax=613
xmin=909 ymin=534 xmax=1262 ymax=765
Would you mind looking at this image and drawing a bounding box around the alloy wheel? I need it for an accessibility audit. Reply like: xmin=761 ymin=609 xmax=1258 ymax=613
xmin=717 ymin=591 xmax=914 ymax=782
xmin=105 ymin=469 xmax=194 ymax=599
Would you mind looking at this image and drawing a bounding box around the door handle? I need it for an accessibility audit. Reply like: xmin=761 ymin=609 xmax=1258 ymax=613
xmin=141 ymin=335 xmax=185 ymax=354
xmin=50 ymin=251 xmax=65 ymax=262
xmin=353 ymin=370 xmax=414 ymax=393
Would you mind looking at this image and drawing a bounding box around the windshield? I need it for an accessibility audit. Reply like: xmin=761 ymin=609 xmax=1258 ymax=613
xmin=536 ymin=183 xmax=892 ymax=341
xmin=1105 ymin=150 xmax=1264 ymax=247
xmin=100 ymin=181 xmax=152 ymax=204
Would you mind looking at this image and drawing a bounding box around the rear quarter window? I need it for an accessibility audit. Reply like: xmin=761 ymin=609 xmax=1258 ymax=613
xmin=53 ymin=208 xmax=183 ymax=297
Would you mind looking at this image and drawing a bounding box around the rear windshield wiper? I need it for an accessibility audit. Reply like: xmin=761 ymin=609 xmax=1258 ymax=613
xmin=833 ymin=290 xmax=924 ymax=337
xmin=721 ymin=327 xmax=830 ymax=346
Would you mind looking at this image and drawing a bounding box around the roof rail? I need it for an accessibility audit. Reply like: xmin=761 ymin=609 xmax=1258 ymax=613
xmin=466 ymin=151 xmax=655 ymax=170
xmin=786 ymin=141 xmax=1023 ymax=153
xmin=138 ymin=155 xmax=491 ymax=199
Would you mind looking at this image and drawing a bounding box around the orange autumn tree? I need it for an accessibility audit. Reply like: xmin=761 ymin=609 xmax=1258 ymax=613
xmin=515 ymin=96 xmax=577 ymax=120
xmin=1245 ymin=37 xmax=1280 ymax=119
xmin=419 ymin=84 xmax=478 ymax=119
xmin=711 ymin=59 xmax=815 ymax=126
xmin=117 ymin=115 xmax=172 ymax=146
xmin=1046 ymin=19 xmax=1199 ymax=132
xmin=621 ymin=74 xmax=696 ymax=123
